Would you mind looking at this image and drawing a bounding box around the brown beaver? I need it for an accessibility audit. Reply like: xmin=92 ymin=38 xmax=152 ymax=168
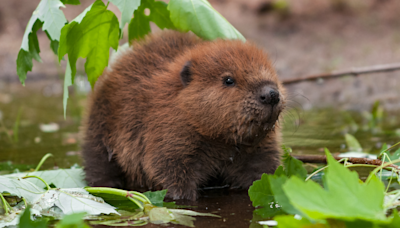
xmin=82 ymin=31 xmax=286 ymax=200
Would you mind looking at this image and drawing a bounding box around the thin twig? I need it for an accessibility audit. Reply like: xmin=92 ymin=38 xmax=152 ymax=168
xmin=282 ymin=63 xmax=400 ymax=85
xmin=293 ymin=154 xmax=400 ymax=170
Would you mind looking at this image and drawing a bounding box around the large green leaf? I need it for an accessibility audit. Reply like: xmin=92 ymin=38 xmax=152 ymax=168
xmin=58 ymin=0 xmax=119 ymax=88
xmin=282 ymin=151 xmax=387 ymax=223
xmin=109 ymin=0 xmax=140 ymax=30
xmin=16 ymin=0 xmax=67 ymax=85
xmin=128 ymin=3 xmax=151 ymax=42
xmin=168 ymin=0 xmax=245 ymax=41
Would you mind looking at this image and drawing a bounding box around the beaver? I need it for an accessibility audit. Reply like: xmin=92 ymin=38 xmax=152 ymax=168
xmin=82 ymin=31 xmax=286 ymax=200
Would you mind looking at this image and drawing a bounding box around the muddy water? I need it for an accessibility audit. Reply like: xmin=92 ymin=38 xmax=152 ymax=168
xmin=1 ymin=80 xmax=400 ymax=227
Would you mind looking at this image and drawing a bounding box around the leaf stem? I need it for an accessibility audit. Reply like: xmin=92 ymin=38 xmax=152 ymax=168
xmin=22 ymin=175 xmax=51 ymax=190
xmin=84 ymin=187 xmax=152 ymax=210
xmin=34 ymin=153 xmax=54 ymax=172
xmin=0 ymin=193 xmax=10 ymax=214
xmin=365 ymin=159 xmax=400 ymax=184
xmin=381 ymin=141 xmax=400 ymax=154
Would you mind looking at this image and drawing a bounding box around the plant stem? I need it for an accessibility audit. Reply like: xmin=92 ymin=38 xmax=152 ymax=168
xmin=381 ymin=141 xmax=400 ymax=154
xmin=85 ymin=187 xmax=152 ymax=210
xmin=365 ymin=159 xmax=400 ymax=184
xmin=34 ymin=153 xmax=54 ymax=172
xmin=129 ymin=191 xmax=151 ymax=204
xmin=0 ymin=194 xmax=10 ymax=214
xmin=22 ymin=176 xmax=51 ymax=190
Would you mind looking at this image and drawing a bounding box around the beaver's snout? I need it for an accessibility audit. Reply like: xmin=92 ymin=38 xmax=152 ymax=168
xmin=258 ymin=85 xmax=280 ymax=106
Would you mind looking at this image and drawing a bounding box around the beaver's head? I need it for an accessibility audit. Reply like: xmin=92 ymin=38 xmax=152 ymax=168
xmin=177 ymin=40 xmax=286 ymax=145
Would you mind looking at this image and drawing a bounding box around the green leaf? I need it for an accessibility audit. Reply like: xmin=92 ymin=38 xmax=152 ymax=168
xmin=345 ymin=133 xmax=362 ymax=152
xmin=143 ymin=190 xmax=167 ymax=207
xmin=17 ymin=0 xmax=67 ymax=85
xmin=63 ymin=60 xmax=73 ymax=118
xmin=35 ymin=0 xmax=67 ymax=41
xmin=58 ymin=0 xmax=119 ymax=88
xmin=0 ymin=177 xmax=46 ymax=203
xmin=127 ymin=0 xmax=175 ymax=43
xmin=248 ymin=174 xmax=283 ymax=217
xmin=61 ymin=0 xmax=80 ymax=5
xmin=268 ymin=175 xmax=298 ymax=215
xmin=17 ymin=19 xmax=43 ymax=85
xmin=274 ymin=215 xmax=316 ymax=228
xmin=168 ymin=0 xmax=245 ymax=41
xmin=5 ymin=168 xmax=87 ymax=189
xmin=282 ymin=151 xmax=387 ymax=223
xmin=55 ymin=212 xmax=89 ymax=228
xmin=19 ymin=207 xmax=48 ymax=228
xmin=282 ymin=146 xmax=307 ymax=179
xmin=128 ymin=3 xmax=151 ymax=42
xmin=142 ymin=0 xmax=175 ymax=29
xmin=109 ymin=0 xmax=140 ymax=30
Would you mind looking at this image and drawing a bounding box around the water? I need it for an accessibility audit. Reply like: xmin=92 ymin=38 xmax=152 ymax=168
xmin=0 ymin=79 xmax=399 ymax=227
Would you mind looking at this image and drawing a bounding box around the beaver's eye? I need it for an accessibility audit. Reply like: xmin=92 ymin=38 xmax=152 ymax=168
xmin=223 ymin=77 xmax=235 ymax=87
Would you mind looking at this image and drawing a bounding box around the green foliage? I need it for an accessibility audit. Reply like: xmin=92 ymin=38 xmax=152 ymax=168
xmin=17 ymin=0 xmax=67 ymax=85
xmin=17 ymin=0 xmax=245 ymax=116
xmin=19 ymin=207 xmax=48 ymax=228
xmin=128 ymin=0 xmax=175 ymax=42
xmin=143 ymin=189 xmax=167 ymax=207
xmin=168 ymin=0 xmax=245 ymax=41
xmin=283 ymin=153 xmax=386 ymax=222
xmin=248 ymin=148 xmax=307 ymax=217
xmin=281 ymin=146 xmax=307 ymax=179
xmin=55 ymin=212 xmax=90 ymax=228
xmin=58 ymin=0 xmax=119 ymax=88
xmin=109 ymin=0 xmax=140 ymax=31
xmin=250 ymin=146 xmax=400 ymax=227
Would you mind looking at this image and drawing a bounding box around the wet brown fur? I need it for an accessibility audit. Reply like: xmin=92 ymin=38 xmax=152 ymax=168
xmin=82 ymin=31 xmax=286 ymax=200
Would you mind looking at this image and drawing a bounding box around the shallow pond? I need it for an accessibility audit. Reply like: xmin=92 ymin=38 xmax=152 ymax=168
xmin=0 ymin=79 xmax=399 ymax=227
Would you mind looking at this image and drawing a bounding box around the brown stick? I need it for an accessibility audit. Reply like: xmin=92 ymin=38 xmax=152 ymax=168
xmin=293 ymin=154 xmax=400 ymax=170
xmin=282 ymin=63 xmax=400 ymax=85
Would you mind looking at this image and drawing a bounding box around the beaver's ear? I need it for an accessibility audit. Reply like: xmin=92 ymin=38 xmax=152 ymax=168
xmin=180 ymin=61 xmax=192 ymax=87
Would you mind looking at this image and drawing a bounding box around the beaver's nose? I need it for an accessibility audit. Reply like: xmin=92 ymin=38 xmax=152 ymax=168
xmin=259 ymin=86 xmax=280 ymax=105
